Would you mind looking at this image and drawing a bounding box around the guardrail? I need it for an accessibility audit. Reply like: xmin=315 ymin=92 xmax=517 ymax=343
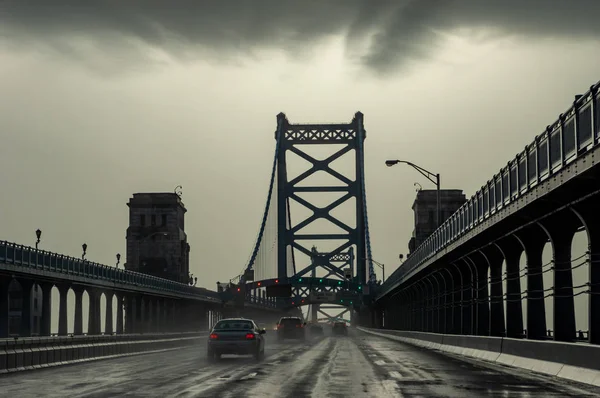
xmin=382 ymin=80 xmax=600 ymax=293
xmin=0 ymin=240 xmax=221 ymax=301
xmin=359 ymin=327 xmax=600 ymax=387
xmin=0 ymin=332 xmax=207 ymax=374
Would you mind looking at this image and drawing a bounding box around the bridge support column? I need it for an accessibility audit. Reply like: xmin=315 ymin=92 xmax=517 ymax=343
xmin=516 ymin=227 xmax=547 ymax=340
xmin=431 ymin=273 xmax=443 ymax=333
xmin=58 ymin=285 xmax=70 ymax=335
xmin=18 ymin=279 xmax=34 ymax=337
xmin=573 ymin=199 xmax=600 ymax=345
xmin=416 ymin=282 xmax=427 ymax=332
xmin=90 ymin=289 xmax=102 ymax=335
xmin=73 ymin=287 xmax=84 ymax=335
xmin=145 ymin=298 xmax=153 ymax=333
xmin=125 ymin=295 xmax=136 ymax=333
xmin=440 ymin=269 xmax=454 ymax=334
xmin=105 ymin=291 xmax=114 ymax=335
xmin=115 ymin=293 xmax=124 ymax=334
xmin=540 ymin=212 xmax=579 ymax=342
xmin=40 ymin=282 xmax=53 ymax=336
xmin=459 ymin=260 xmax=474 ymax=335
xmin=482 ymin=245 xmax=505 ymax=337
xmin=498 ymin=236 xmax=524 ymax=338
xmin=138 ymin=296 xmax=146 ymax=333
xmin=476 ymin=257 xmax=490 ymax=336
xmin=450 ymin=264 xmax=463 ymax=334
xmin=0 ymin=277 xmax=10 ymax=338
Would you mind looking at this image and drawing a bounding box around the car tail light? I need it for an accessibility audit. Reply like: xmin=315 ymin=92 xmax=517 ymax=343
xmin=277 ymin=324 xmax=283 ymax=329
xmin=209 ymin=333 xmax=218 ymax=340
xmin=245 ymin=333 xmax=256 ymax=340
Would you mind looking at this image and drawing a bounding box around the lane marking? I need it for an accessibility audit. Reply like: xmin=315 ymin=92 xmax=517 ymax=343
xmin=240 ymin=372 xmax=257 ymax=380
xmin=389 ymin=371 xmax=403 ymax=379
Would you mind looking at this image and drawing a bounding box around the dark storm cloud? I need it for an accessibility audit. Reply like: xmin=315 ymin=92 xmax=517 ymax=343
xmin=1 ymin=0 xmax=599 ymax=73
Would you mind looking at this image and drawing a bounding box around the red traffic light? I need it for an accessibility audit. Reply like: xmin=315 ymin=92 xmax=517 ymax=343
xmin=237 ymin=288 xmax=241 ymax=292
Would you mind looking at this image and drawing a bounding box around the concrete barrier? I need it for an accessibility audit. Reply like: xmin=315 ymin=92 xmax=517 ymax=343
xmin=0 ymin=332 xmax=207 ymax=375
xmin=358 ymin=327 xmax=600 ymax=387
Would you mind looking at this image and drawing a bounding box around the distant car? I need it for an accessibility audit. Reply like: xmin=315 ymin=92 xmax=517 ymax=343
xmin=309 ymin=323 xmax=324 ymax=336
xmin=276 ymin=317 xmax=306 ymax=341
xmin=207 ymin=318 xmax=266 ymax=361
xmin=332 ymin=321 xmax=348 ymax=336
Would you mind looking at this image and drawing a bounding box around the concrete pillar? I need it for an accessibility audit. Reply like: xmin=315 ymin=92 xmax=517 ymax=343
xmin=572 ymin=199 xmax=600 ymax=345
xmin=482 ymin=245 xmax=505 ymax=337
xmin=515 ymin=227 xmax=548 ymax=340
xmin=146 ymin=299 xmax=153 ymax=333
xmin=40 ymin=282 xmax=53 ymax=336
xmin=497 ymin=236 xmax=524 ymax=338
xmin=467 ymin=254 xmax=490 ymax=336
xmin=18 ymin=279 xmax=34 ymax=337
xmin=0 ymin=277 xmax=11 ymax=338
xmin=115 ymin=293 xmax=124 ymax=334
xmin=130 ymin=296 xmax=137 ymax=333
xmin=139 ymin=297 xmax=146 ymax=333
xmin=57 ymin=285 xmax=69 ymax=336
xmin=539 ymin=212 xmax=580 ymax=342
xmin=440 ymin=268 xmax=454 ymax=334
xmin=87 ymin=289 xmax=101 ymax=335
xmin=105 ymin=291 xmax=114 ymax=334
xmin=450 ymin=264 xmax=463 ymax=334
xmin=431 ymin=273 xmax=444 ymax=333
xmin=154 ymin=299 xmax=161 ymax=332
xmin=458 ymin=260 xmax=473 ymax=335
xmin=73 ymin=287 xmax=84 ymax=335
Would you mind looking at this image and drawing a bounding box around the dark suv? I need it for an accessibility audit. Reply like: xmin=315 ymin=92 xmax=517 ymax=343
xmin=332 ymin=321 xmax=348 ymax=336
xmin=276 ymin=317 xmax=306 ymax=341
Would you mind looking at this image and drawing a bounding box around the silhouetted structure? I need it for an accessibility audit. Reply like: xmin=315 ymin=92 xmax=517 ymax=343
xmin=408 ymin=189 xmax=466 ymax=256
xmin=125 ymin=193 xmax=190 ymax=283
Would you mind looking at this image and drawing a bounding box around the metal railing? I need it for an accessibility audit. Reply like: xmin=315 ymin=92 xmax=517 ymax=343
xmin=381 ymin=79 xmax=600 ymax=294
xmin=0 ymin=241 xmax=218 ymax=302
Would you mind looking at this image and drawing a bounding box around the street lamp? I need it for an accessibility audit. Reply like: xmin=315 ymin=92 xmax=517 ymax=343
xmin=116 ymin=253 xmax=121 ymax=268
xmin=367 ymin=258 xmax=385 ymax=282
xmin=35 ymin=229 xmax=42 ymax=249
xmin=82 ymin=243 xmax=87 ymax=260
xmin=385 ymin=159 xmax=441 ymax=229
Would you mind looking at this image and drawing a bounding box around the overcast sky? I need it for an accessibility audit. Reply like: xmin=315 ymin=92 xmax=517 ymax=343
xmin=1 ymin=1 xmax=599 ymax=326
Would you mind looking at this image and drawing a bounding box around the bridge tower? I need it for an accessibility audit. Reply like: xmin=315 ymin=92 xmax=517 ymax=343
xmin=237 ymin=112 xmax=377 ymax=318
xmin=126 ymin=193 xmax=191 ymax=284
xmin=274 ymin=112 xmax=375 ymax=286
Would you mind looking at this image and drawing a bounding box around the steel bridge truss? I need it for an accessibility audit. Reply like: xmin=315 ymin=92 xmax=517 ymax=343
xmin=275 ymin=112 xmax=376 ymax=286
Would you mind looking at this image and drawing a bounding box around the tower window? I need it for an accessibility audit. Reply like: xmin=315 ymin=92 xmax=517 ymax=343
xmin=151 ymin=215 xmax=156 ymax=226
xmin=140 ymin=215 xmax=146 ymax=226
xmin=162 ymin=214 xmax=167 ymax=226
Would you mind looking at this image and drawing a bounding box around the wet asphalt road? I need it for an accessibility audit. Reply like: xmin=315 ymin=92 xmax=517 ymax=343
xmin=1 ymin=328 xmax=599 ymax=397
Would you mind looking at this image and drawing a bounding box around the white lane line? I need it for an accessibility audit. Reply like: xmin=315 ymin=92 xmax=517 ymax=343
xmin=389 ymin=371 xmax=403 ymax=379
xmin=240 ymin=372 xmax=258 ymax=380
xmin=374 ymin=360 xmax=387 ymax=366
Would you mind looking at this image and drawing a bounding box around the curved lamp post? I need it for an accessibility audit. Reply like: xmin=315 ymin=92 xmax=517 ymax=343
xmin=385 ymin=159 xmax=441 ymax=229
xmin=35 ymin=229 xmax=42 ymax=249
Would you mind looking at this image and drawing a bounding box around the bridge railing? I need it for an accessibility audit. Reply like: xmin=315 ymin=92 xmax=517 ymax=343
xmin=383 ymin=80 xmax=600 ymax=292
xmin=0 ymin=241 xmax=221 ymax=301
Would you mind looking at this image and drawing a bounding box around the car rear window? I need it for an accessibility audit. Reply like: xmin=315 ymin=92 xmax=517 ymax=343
xmin=214 ymin=320 xmax=253 ymax=330
xmin=280 ymin=318 xmax=301 ymax=325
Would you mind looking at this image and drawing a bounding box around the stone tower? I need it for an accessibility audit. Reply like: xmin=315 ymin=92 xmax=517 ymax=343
xmin=408 ymin=189 xmax=466 ymax=256
xmin=125 ymin=193 xmax=190 ymax=283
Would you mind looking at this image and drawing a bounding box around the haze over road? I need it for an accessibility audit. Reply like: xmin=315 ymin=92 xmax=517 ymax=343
xmin=1 ymin=328 xmax=598 ymax=397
